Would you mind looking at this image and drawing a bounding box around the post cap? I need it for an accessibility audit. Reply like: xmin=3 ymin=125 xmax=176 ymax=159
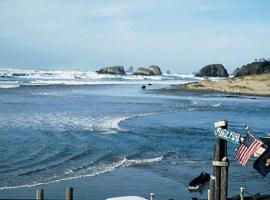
xmin=214 ymin=120 xmax=228 ymax=128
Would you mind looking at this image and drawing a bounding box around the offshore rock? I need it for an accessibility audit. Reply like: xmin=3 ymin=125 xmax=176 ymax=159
xmin=147 ymin=65 xmax=162 ymax=75
xmin=195 ymin=64 xmax=229 ymax=77
xmin=134 ymin=65 xmax=162 ymax=76
xmin=97 ymin=66 xmax=126 ymax=75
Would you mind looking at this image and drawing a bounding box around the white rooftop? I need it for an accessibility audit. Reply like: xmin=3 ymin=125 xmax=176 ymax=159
xmin=106 ymin=196 xmax=148 ymax=200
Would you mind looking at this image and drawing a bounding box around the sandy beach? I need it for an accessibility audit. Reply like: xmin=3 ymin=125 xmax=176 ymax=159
xmin=183 ymin=74 xmax=270 ymax=96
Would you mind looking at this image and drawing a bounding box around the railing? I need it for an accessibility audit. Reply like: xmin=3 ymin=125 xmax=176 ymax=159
xmin=36 ymin=187 xmax=73 ymax=200
xmin=35 ymin=188 xmax=154 ymax=200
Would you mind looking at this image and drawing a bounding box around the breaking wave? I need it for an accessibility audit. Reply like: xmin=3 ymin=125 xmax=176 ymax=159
xmin=0 ymin=68 xmax=213 ymax=88
xmin=210 ymin=102 xmax=221 ymax=107
xmin=183 ymin=160 xmax=207 ymax=164
xmin=0 ymin=156 xmax=163 ymax=190
xmin=0 ymin=112 xmax=155 ymax=134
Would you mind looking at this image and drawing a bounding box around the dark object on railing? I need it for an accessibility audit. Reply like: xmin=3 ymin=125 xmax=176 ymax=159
xmin=188 ymin=172 xmax=210 ymax=191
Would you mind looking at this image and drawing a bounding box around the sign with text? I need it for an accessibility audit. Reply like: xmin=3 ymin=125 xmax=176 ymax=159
xmin=215 ymin=127 xmax=241 ymax=144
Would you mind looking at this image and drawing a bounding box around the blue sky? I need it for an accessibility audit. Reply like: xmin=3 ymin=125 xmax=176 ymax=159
xmin=0 ymin=0 xmax=269 ymax=73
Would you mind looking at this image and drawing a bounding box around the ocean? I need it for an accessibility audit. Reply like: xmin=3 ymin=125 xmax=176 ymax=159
xmin=0 ymin=69 xmax=270 ymax=199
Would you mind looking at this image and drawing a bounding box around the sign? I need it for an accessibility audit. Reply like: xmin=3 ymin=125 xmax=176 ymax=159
xmin=215 ymin=127 xmax=241 ymax=144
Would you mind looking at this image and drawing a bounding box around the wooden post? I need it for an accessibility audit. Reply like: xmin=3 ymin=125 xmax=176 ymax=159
xmin=220 ymin=157 xmax=229 ymax=200
xmin=36 ymin=189 xmax=44 ymax=200
xmin=208 ymin=189 xmax=211 ymax=200
xmin=240 ymin=187 xmax=245 ymax=200
xmin=213 ymin=120 xmax=228 ymax=200
xmin=210 ymin=175 xmax=216 ymax=200
xmin=66 ymin=187 xmax=73 ymax=200
xmin=213 ymin=139 xmax=221 ymax=200
xmin=150 ymin=193 xmax=154 ymax=200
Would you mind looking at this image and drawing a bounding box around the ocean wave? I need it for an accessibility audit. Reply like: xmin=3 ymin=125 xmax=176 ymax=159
xmin=0 ymin=68 xmax=214 ymax=88
xmin=0 ymin=81 xmax=20 ymax=89
xmin=183 ymin=160 xmax=207 ymax=164
xmin=98 ymin=113 xmax=156 ymax=134
xmin=210 ymin=102 xmax=221 ymax=107
xmin=0 ymin=112 xmax=155 ymax=134
xmin=0 ymin=155 xmax=163 ymax=190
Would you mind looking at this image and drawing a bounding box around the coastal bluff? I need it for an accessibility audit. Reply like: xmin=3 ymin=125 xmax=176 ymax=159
xmin=195 ymin=64 xmax=229 ymax=77
xmin=234 ymin=60 xmax=270 ymax=77
xmin=96 ymin=66 xmax=126 ymax=75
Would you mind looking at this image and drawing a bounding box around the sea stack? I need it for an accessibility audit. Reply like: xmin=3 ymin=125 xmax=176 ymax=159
xmin=195 ymin=64 xmax=229 ymax=77
xmin=133 ymin=65 xmax=162 ymax=76
xmin=96 ymin=66 xmax=126 ymax=75
xmin=126 ymin=66 xmax=134 ymax=73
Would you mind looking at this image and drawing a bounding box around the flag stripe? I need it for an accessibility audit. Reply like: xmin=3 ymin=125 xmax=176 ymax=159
xmin=241 ymin=141 xmax=262 ymax=165
xmin=236 ymin=144 xmax=245 ymax=159
xmin=236 ymin=145 xmax=246 ymax=160
xmin=241 ymin=142 xmax=262 ymax=165
xmin=236 ymin=132 xmax=262 ymax=166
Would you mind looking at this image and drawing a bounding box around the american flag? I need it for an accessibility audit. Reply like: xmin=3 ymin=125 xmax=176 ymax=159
xmin=236 ymin=132 xmax=263 ymax=166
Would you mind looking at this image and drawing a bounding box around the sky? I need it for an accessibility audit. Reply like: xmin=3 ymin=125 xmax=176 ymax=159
xmin=0 ymin=0 xmax=270 ymax=73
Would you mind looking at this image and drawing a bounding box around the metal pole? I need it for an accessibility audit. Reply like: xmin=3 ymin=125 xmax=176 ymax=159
xmin=208 ymin=189 xmax=211 ymax=200
xmin=240 ymin=187 xmax=245 ymax=200
xmin=36 ymin=189 xmax=44 ymax=200
xmin=210 ymin=175 xmax=216 ymax=200
xmin=66 ymin=187 xmax=73 ymax=200
xmin=150 ymin=193 xmax=154 ymax=200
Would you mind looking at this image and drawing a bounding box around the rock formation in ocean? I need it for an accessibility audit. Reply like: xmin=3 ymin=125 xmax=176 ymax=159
xmin=126 ymin=66 xmax=134 ymax=73
xmin=234 ymin=61 xmax=270 ymax=77
xmin=195 ymin=64 xmax=229 ymax=77
xmin=96 ymin=66 xmax=126 ymax=75
xmin=147 ymin=65 xmax=162 ymax=75
xmin=134 ymin=65 xmax=162 ymax=75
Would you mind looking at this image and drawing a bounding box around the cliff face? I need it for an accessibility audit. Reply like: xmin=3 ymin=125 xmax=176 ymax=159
xmin=195 ymin=64 xmax=229 ymax=77
xmin=234 ymin=61 xmax=270 ymax=77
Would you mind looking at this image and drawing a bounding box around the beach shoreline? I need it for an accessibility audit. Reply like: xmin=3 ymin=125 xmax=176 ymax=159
xmin=181 ymin=74 xmax=270 ymax=97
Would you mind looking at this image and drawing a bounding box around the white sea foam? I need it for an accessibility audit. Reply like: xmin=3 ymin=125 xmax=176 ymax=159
xmin=0 ymin=68 xmax=214 ymax=88
xmin=126 ymin=156 xmax=163 ymax=164
xmin=0 ymin=156 xmax=163 ymax=190
xmin=183 ymin=160 xmax=207 ymax=164
xmin=211 ymin=102 xmax=221 ymax=107
xmin=0 ymin=81 xmax=20 ymax=89
xmin=0 ymin=112 xmax=155 ymax=134
xmin=0 ymin=84 xmax=20 ymax=89
xmin=97 ymin=113 xmax=156 ymax=134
